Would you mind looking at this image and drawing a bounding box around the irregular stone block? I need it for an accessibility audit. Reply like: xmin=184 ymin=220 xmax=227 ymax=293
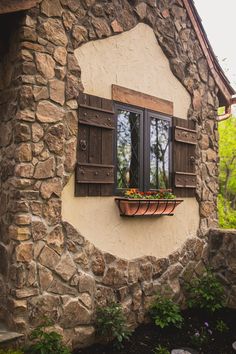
xmin=34 ymin=157 xmax=55 ymax=179
xmin=60 ymin=298 xmax=92 ymax=328
xmin=38 ymin=245 xmax=60 ymax=270
xmin=36 ymin=101 xmax=65 ymax=123
xmin=40 ymin=18 xmax=68 ymax=46
xmin=15 ymin=243 xmax=33 ymax=263
xmin=32 ymin=221 xmax=47 ymax=241
xmin=41 ymin=0 xmax=63 ymax=17
xmin=46 ymin=225 xmax=64 ymax=254
xmin=35 ymin=53 xmax=55 ymax=79
xmin=55 ymin=251 xmax=77 ymax=281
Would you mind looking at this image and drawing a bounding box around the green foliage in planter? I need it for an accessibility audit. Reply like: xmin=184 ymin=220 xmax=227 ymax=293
xmin=153 ymin=344 xmax=170 ymax=354
xmin=185 ymin=270 xmax=225 ymax=313
xmin=124 ymin=189 xmax=175 ymax=199
xmin=26 ymin=320 xmax=71 ymax=354
xmin=0 ymin=350 xmax=24 ymax=354
xmin=149 ymin=296 xmax=183 ymax=329
xmin=95 ymin=302 xmax=131 ymax=349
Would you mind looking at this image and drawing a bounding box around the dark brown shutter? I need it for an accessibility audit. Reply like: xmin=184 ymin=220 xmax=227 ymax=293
xmin=75 ymin=93 xmax=115 ymax=196
xmin=172 ymin=117 xmax=197 ymax=197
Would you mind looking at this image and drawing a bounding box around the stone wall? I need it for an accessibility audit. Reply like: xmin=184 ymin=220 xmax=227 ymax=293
xmin=0 ymin=0 xmax=220 ymax=349
xmin=28 ymin=223 xmax=208 ymax=348
xmin=209 ymin=229 xmax=236 ymax=309
xmin=0 ymin=12 xmax=26 ymax=322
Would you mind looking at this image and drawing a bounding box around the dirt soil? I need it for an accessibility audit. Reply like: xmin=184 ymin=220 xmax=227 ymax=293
xmin=75 ymin=309 xmax=236 ymax=354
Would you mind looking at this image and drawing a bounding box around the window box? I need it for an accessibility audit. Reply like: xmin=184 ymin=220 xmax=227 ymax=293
xmin=115 ymin=197 xmax=183 ymax=217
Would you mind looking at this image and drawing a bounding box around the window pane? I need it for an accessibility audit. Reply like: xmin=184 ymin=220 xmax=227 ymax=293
xmin=150 ymin=118 xmax=170 ymax=189
xmin=117 ymin=109 xmax=140 ymax=189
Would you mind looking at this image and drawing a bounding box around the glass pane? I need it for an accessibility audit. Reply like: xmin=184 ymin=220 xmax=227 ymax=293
xmin=117 ymin=109 xmax=140 ymax=189
xmin=150 ymin=118 xmax=170 ymax=189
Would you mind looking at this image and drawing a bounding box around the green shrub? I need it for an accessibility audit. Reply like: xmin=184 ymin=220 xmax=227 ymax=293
xmin=153 ymin=344 xmax=170 ymax=354
xmin=218 ymin=194 xmax=236 ymax=228
xmin=149 ymin=295 xmax=183 ymax=329
xmin=95 ymin=302 xmax=131 ymax=349
xmin=0 ymin=351 xmax=24 ymax=354
xmin=215 ymin=319 xmax=229 ymax=333
xmin=185 ymin=270 xmax=225 ymax=313
xmin=190 ymin=322 xmax=212 ymax=349
xmin=26 ymin=320 xmax=71 ymax=354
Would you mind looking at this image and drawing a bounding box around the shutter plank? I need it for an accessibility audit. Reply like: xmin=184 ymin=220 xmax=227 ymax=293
xmin=102 ymin=97 xmax=114 ymax=112
xmin=172 ymin=117 xmax=196 ymax=198
xmin=76 ymin=125 xmax=89 ymax=196
xmin=101 ymin=95 xmax=115 ymax=195
xmin=174 ymin=126 xmax=197 ymax=144
xmin=90 ymin=95 xmax=102 ymax=109
xmin=78 ymin=107 xmax=115 ymax=129
xmin=77 ymin=164 xmax=114 ymax=183
xmin=88 ymin=126 xmax=101 ymax=196
xmin=101 ymin=128 xmax=114 ymax=195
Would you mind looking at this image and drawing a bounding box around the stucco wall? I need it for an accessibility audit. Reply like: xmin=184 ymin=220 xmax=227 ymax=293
xmin=74 ymin=24 xmax=190 ymax=118
xmin=62 ymin=24 xmax=199 ymax=260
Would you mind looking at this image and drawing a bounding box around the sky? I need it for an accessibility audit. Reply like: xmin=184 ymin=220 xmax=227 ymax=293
xmin=194 ymin=0 xmax=236 ymax=90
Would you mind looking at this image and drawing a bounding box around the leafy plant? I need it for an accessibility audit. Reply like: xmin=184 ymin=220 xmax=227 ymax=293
xmin=149 ymin=295 xmax=183 ymax=329
xmin=124 ymin=188 xmax=175 ymax=199
xmin=0 ymin=351 xmax=24 ymax=354
xmin=218 ymin=194 xmax=236 ymax=228
xmin=26 ymin=319 xmax=71 ymax=354
xmin=153 ymin=344 xmax=170 ymax=354
xmin=190 ymin=322 xmax=213 ymax=349
xmin=185 ymin=270 xmax=225 ymax=313
xmin=215 ymin=319 xmax=229 ymax=333
xmin=218 ymin=117 xmax=236 ymax=228
xmin=95 ymin=302 xmax=131 ymax=349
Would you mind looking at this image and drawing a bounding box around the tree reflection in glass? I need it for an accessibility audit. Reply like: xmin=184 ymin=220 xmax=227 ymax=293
xmin=117 ymin=109 xmax=140 ymax=189
xmin=150 ymin=118 xmax=170 ymax=189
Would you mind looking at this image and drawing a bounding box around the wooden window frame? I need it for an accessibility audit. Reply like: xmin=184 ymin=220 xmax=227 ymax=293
xmin=145 ymin=110 xmax=172 ymax=192
xmin=114 ymin=102 xmax=172 ymax=194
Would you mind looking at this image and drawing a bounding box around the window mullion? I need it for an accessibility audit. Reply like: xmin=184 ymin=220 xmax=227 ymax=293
xmin=143 ymin=109 xmax=150 ymax=192
xmin=139 ymin=109 xmax=144 ymax=192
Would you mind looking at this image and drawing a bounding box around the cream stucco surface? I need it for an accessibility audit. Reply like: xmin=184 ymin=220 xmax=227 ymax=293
xmin=61 ymin=23 xmax=199 ymax=260
xmin=74 ymin=23 xmax=191 ymax=118
xmin=62 ymin=175 xmax=199 ymax=259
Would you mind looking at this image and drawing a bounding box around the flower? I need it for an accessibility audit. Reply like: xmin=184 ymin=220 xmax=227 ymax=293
xmin=124 ymin=189 xmax=176 ymax=199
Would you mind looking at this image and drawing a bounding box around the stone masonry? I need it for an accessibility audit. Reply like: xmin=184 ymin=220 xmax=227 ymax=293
xmin=0 ymin=0 xmax=221 ymax=349
xmin=209 ymin=229 xmax=236 ymax=309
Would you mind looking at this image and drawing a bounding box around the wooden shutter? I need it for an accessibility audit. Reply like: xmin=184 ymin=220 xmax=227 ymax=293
xmin=75 ymin=93 xmax=115 ymax=196
xmin=172 ymin=117 xmax=197 ymax=198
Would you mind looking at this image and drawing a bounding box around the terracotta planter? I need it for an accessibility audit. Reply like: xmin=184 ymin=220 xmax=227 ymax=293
xmin=115 ymin=197 xmax=183 ymax=217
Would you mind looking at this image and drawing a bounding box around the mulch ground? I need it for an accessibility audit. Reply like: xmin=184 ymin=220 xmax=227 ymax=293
xmin=75 ymin=308 xmax=236 ymax=354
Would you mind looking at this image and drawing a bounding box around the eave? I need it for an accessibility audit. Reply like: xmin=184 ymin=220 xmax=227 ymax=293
xmin=182 ymin=0 xmax=235 ymax=105
xmin=0 ymin=0 xmax=37 ymax=15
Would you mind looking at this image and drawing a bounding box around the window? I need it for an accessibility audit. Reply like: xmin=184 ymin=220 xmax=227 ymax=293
xmin=75 ymin=92 xmax=196 ymax=198
xmin=115 ymin=104 xmax=171 ymax=192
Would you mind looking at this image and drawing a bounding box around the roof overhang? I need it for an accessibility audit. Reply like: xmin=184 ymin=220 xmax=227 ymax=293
xmin=0 ymin=0 xmax=37 ymax=15
xmin=183 ymin=0 xmax=235 ymax=105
